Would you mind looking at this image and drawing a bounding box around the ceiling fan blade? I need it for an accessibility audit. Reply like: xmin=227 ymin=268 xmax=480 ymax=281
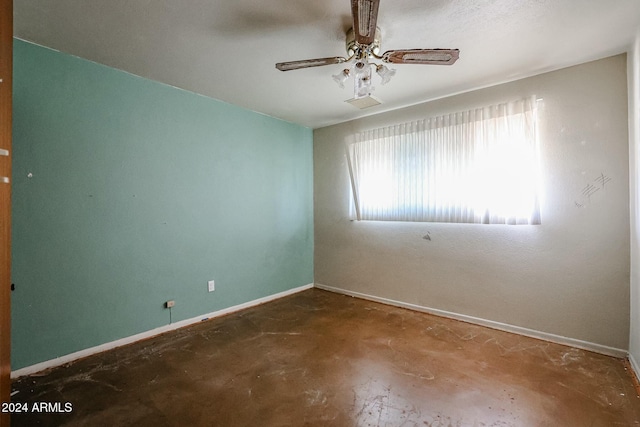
xmin=276 ymin=57 xmax=347 ymax=71
xmin=382 ymin=49 xmax=460 ymax=65
xmin=351 ymin=0 xmax=380 ymax=45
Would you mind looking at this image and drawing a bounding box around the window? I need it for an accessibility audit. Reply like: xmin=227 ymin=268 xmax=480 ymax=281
xmin=347 ymin=96 xmax=541 ymax=224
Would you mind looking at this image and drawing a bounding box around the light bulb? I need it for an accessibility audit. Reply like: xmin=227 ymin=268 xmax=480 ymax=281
xmin=353 ymin=57 xmax=369 ymax=76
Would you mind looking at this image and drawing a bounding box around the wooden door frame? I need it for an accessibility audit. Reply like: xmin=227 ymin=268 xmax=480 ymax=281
xmin=0 ymin=0 xmax=12 ymax=425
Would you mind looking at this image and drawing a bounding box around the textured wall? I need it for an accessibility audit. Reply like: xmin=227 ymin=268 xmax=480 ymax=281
xmin=314 ymin=55 xmax=630 ymax=350
xmin=11 ymin=40 xmax=313 ymax=369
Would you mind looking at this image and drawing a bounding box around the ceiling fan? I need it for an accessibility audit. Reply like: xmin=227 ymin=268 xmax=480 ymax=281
xmin=275 ymin=0 xmax=460 ymax=108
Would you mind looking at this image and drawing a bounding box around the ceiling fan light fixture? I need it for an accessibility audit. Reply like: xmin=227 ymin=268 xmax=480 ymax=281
xmin=354 ymin=57 xmax=369 ymax=75
xmin=355 ymin=70 xmax=372 ymax=99
xmin=376 ymin=64 xmax=396 ymax=85
xmin=332 ymin=69 xmax=350 ymax=88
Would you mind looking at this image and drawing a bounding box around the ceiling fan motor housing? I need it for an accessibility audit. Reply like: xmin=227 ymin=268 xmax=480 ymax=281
xmin=346 ymin=27 xmax=381 ymax=57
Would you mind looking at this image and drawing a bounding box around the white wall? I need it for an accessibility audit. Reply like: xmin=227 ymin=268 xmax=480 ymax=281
xmin=314 ymin=55 xmax=630 ymax=352
xmin=629 ymin=31 xmax=640 ymax=369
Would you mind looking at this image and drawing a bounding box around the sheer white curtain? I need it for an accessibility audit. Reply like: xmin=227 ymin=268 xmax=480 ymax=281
xmin=347 ymin=96 xmax=541 ymax=224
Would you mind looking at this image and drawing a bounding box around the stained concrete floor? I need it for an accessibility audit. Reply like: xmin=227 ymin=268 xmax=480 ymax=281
xmin=10 ymin=288 xmax=640 ymax=426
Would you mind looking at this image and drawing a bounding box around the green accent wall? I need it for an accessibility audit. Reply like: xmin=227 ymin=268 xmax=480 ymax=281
xmin=11 ymin=40 xmax=313 ymax=370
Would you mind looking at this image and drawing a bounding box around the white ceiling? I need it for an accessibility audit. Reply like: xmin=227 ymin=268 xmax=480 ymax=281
xmin=13 ymin=0 xmax=640 ymax=129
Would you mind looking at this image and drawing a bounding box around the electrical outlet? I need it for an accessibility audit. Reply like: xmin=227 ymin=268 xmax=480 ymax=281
xmin=165 ymin=300 xmax=175 ymax=308
xmin=208 ymin=280 xmax=215 ymax=292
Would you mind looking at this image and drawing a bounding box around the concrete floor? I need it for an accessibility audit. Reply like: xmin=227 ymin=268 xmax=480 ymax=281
xmin=10 ymin=289 xmax=640 ymax=426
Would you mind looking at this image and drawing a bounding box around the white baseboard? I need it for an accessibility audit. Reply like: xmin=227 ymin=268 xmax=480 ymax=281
xmin=11 ymin=283 xmax=314 ymax=379
xmin=629 ymin=352 xmax=640 ymax=381
xmin=14 ymin=282 xmax=630 ymax=379
xmin=314 ymin=283 xmax=628 ymax=359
